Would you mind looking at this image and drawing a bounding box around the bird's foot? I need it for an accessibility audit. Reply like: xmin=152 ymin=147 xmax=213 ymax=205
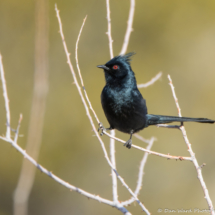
xmin=124 ymin=139 xmax=132 ymax=149
xmin=98 ymin=122 xmax=106 ymax=136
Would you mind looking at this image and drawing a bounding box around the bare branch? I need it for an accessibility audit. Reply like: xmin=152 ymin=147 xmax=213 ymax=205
xmin=102 ymin=130 xmax=192 ymax=161
xmin=168 ymin=75 xmax=182 ymax=116
xmin=120 ymin=0 xmax=135 ymax=55
xmin=55 ymin=6 xmax=102 ymax=151
xmin=75 ymin=16 xmax=100 ymax=124
xmin=168 ymin=75 xmax=215 ymax=215
xmin=75 ymin=13 xmax=119 ymax=204
xmin=122 ymin=137 xmax=155 ymax=206
xmin=0 ymin=136 xmax=116 ymax=206
xmin=106 ymin=0 xmax=114 ymax=58
xmin=156 ymin=124 xmax=180 ymax=129
xmin=135 ymin=137 xmax=154 ymax=194
xmin=1 ymin=134 xmax=134 ymax=214
xmin=0 ymin=54 xmax=11 ymax=139
xmin=14 ymin=114 xmax=23 ymax=143
xmin=138 ymin=72 xmax=162 ymax=88
xmin=134 ymin=133 xmax=152 ymax=144
xmin=75 ymin=12 xmax=120 ymax=205
xmin=105 ymin=0 xmax=118 ymax=204
xmin=110 ymin=133 xmax=118 ymax=203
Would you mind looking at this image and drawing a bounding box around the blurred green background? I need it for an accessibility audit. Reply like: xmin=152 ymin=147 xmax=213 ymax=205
xmin=0 ymin=0 xmax=215 ymax=214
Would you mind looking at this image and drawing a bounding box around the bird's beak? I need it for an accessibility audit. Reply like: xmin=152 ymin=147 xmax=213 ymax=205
xmin=97 ymin=65 xmax=110 ymax=71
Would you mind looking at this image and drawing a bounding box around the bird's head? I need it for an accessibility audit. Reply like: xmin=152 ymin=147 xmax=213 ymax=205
xmin=97 ymin=52 xmax=135 ymax=82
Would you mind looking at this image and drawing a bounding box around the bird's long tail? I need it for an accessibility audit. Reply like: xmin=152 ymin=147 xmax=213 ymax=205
xmin=146 ymin=114 xmax=215 ymax=126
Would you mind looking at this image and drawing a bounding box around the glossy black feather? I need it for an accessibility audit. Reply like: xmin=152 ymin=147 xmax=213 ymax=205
xmin=146 ymin=114 xmax=215 ymax=126
xmin=98 ymin=53 xmax=215 ymax=148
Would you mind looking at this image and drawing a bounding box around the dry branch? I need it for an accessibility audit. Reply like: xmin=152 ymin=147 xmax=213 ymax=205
xmin=0 ymin=54 xmax=11 ymax=139
xmin=168 ymin=75 xmax=215 ymax=215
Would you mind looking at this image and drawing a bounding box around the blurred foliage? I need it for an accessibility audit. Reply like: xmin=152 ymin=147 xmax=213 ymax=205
xmin=0 ymin=0 xmax=215 ymax=214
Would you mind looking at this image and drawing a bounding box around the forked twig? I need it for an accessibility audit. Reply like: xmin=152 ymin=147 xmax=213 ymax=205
xmin=0 ymin=55 xmax=116 ymax=208
xmin=168 ymin=75 xmax=215 ymax=215
xmin=122 ymin=137 xmax=155 ymax=206
xmin=0 ymin=136 xmax=116 ymax=207
xmin=75 ymin=16 xmax=100 ymax=124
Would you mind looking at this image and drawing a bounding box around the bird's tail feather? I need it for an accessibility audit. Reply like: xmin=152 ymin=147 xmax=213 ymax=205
xmin=146 ymin=114 xmax=215 ymax=126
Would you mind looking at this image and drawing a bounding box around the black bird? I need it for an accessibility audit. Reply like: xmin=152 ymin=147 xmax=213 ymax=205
xmin=97 ymin=52 xmax=215 ymax=149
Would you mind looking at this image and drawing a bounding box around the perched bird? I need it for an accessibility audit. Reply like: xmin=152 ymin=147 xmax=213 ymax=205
xmin=97 ymin=52 xmax=215 ymax=149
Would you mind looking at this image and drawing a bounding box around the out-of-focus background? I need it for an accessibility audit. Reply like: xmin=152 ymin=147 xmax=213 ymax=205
xmin=0 ymin=0 xmax=215 ymax=214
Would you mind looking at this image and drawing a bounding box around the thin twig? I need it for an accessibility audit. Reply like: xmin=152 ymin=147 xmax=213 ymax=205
xmin=156 ymin=124 xmax=180 ymax=129
xmin=134 ymin=133 xmax=152 ymax=144
xmin=135 ymin=138 xmax=154 ymax=194
xmin=105 ymin=0 xmax=118 ymax=204
xmin=75 ymin=16 xmax=100 ymax=124
xmin=120 ymin=0 xmax=135 ymax=55
xmin=106 ymin=0 xmax=114 ymax=58
xmin=110 ymin=132 xmax=118 ymax=203
xmin=168 ymin=75 xmax=215 ymax=215
xmin=0 ymin=54 xmax=11 ymax=139
xmin=138 ymin=72 xmax=162 ymax=88
xmin=55 ymin=4 xmax=110 ymax=173
xmin=14 ymin=114 xmax=23 ymax=143
xmin=102 ymin=130 xmax=192 ymax=161
xmin=55 ymin=5 xmax=149 ymax=213
xmin=122 ymin=137 xmax=155 ymax=206
xmin=168 ymin=75 xmax=181 ymax=116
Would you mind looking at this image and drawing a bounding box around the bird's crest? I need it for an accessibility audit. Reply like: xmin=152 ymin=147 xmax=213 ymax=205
xmin=115 ymin=52 xmax=135 ymax=65
xmin=106 ymin=52 xmax=135 ymax=65
xmin=121 ymin=52 xmax=135 ymax=64
xmin=104 ymin=52 xmax=136 ymax=67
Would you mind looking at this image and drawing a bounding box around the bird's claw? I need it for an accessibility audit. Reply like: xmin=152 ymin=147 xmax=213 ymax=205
xmin=124 ymin=139 xmax=132 ymax=149
xmin=98 ymin=122 xmax=106 ymax=136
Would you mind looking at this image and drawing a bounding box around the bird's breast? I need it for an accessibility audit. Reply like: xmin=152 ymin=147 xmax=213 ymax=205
xmin=101 ymin=86 xmax=147 ymax=133
xmin=102 ymin=87 xmax=133 ymax=114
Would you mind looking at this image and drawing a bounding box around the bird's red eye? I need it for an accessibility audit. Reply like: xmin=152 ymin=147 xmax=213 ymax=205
xmin=113 ymin=65 xmax=118 ymax=70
